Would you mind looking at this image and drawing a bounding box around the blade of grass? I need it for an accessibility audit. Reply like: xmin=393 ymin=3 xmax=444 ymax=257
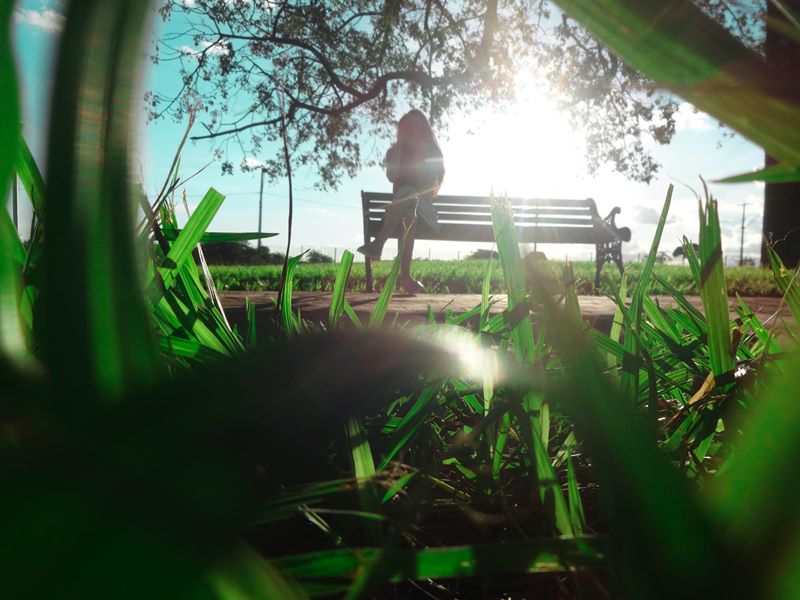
xmin=210 ymin=544 xmax=308 ymax=600
xmin=622 ymin=185 xmax=673 ymax=403
xmin=0 ymin=3 xmax=28 ymax=366
xmin=378 ymin=383 xmax=444 ymax=470
xmin=345 ymin=417 xmax=381 ymax=545
xmin=42 ymin=0 xmax=159 ymax=401
xmin=550 ymin=0 xmax=800 ymax=167
xmin=275 ymin=538 xmax=606 ymax=595
xmin=343 ymin=300 xmax=363 ymax=328
xmin=0 ymin=198 xmax=27 ymax=365
xmin=329 ymin=250 xmax=353 ymax=329
xmin=15 ymin=132 xmax=45 ymax=218
xmin=606 ymin=272 xmax=627 ymax=369
xmin=767 ymin=245 xmax=800 ymax=326
xmin=279 ymin=254 xmax=303 ymax=336
xmin=698 ymin=195 xmax=734 ymax=377
xmin=716 ymin=163 xmax=800 ymax=184
xmin=158 ymin=188 xmax=224 ymax=289
xmin=567 ymin=456 xmax=587 ymax=535
xmin=245 ymin=297 xmax=256 ymax=347
xmin=162 ymin=230 xmax=279 ymax=243
xmin=536 ymin=278 xmax=745 ymax=596
xmin=369 ymin=252 xmax=400 ymax=329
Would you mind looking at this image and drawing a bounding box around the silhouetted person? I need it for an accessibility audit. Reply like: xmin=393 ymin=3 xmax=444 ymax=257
xmin=358 ymin=109 xmax=444 ymax=293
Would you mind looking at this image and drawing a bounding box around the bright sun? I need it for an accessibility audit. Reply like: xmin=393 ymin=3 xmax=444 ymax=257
xmin=440 ymin=76 xmax=587 ymax=198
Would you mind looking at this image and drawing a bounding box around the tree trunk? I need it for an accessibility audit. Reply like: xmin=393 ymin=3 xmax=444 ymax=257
xmin=761 ymin=0 xmax=800 ymax=267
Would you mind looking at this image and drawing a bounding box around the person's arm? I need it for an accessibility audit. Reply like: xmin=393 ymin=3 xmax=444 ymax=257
xmin=386 ymin=146 xmax=400 ymax=184
xmin=429 ymin=145 xmax=444 ymax=190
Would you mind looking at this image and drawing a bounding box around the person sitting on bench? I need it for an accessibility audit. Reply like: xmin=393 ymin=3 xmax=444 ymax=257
xmin=357 ymin=109 xmax=444 ymax=293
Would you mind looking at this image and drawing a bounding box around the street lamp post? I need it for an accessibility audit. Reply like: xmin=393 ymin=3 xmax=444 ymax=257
xmin=258 ymin=167 xmax=266 ymax=249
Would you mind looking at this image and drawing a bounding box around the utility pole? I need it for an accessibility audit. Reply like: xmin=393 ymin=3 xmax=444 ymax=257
xmin=258 ymin=167 xmax=267 ymax=249
xmin=739 ymin=202 xmax=751 ymax=266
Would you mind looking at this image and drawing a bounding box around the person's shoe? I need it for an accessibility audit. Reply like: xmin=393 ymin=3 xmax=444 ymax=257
xmin=400 ymin=276 xmax=425 ymax=294
xmin=357 ymin=241 xmax=381 ymax=260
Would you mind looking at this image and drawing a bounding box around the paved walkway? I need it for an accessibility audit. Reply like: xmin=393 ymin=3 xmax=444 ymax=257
xmin=220 ymin=291 xmax=789 ymax=333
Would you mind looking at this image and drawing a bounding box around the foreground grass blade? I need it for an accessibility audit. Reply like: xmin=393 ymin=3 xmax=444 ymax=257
xmin=710 ymin=350 xmax=800 ymax=585
xmin=42 ymin=0 xmax=158 ymax=401
xmin=538 ymin=286 xmax=747 ymax=597
xmin=0 ymin=2 xmax=16 ymax=213
xmin=491 ymin=196 xmax=574 ymax=535
xmin=245 ymin=297 xmax=256 ymax=347
xmin=15 ymin=132 xmax=45 ymax=218
xmin=0 ymin=3 xmax=27 ymax=364
xmin=275 ymin=538 xmax=606 ymax=596
xmin=210 ymin=544 xmax=308 ymax=600
xmin=345 ymin=417 xmax=381 ymax=545
xmin=622 ymin=185 xmax=672 ymax=403
xmin=0 ymin=207 xmax=28 ymax=364
xmin=369 ymin=252 xmax=401 ymax=329
xmin=717 ymin=163 xmax=800 ymax=184
xmin=161 ymin=230 xmax=278 ymax=243
xmin=606 ymin=272 xmax=627 ymax=370
xmin=280 ymin=254 xmax=303 ymax=336
xmin=767 ymin=245 xmax=800 ymax=326
xmin=551 ymin=0 xmax=800 ymax=168
xmin=491 ymin=197 xmax=535 ymax=366
xmin=159 ymin=188 xmax=225 ymax=289
xmin=329 ymin=250 xmax=353 ymax=329
xmin=698 ymin=196 xmax=733 ymax=377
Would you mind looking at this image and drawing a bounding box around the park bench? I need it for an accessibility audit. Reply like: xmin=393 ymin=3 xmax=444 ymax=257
xmin=360 ymin=192 xmax=631 ymax=291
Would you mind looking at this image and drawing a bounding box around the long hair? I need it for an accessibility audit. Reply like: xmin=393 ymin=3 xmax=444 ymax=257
xmin=396 ymin=109 xmax=441 ymax=156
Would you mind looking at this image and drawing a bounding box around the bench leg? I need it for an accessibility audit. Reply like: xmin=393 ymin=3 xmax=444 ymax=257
xmin=595 ymin=241 xmax=624 ymax=292
xmin=366 ymin=257 xmax=373 ymax=293
xmin=595 ymin=253 xmax=603 ymax=291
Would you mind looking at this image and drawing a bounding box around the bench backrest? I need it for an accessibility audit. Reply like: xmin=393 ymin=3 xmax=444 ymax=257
xmin=361 ymin=192 xmax=623 ymax=244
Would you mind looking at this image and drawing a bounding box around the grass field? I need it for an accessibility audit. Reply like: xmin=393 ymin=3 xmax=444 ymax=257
xmin=210 ymin=259 xmax=780 ymax=295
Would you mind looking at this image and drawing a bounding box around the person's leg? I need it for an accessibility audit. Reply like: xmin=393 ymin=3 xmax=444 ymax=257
xmin=358 ymin=187 xmax=417 ymax=260
xmin=360 ymin=204 xmax=405 ymax=259
xmin=399 ymin=213 xmax=424 ymax=293
xmin=399 ymin=218 xmax=416 ymax=279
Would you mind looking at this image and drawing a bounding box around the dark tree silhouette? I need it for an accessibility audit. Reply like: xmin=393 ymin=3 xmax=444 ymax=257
xmin=761 ymin=0 xmax=800 ymax=266
xmin=673 ymin=243 xmax=700 ymax=260
xmin=152 ymin=1 xmax=761 ymax=188
xmin=467 ymin=249 xmax=500 ymax=260
xmin=152 ymin=1 xmax=798 ymax=263
xmin=304 ymin=250 xmax=333 ymax=264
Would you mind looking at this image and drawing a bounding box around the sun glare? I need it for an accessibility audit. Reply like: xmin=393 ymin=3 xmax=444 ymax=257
xmin=441 ymin=76 xmax=587 ymax=198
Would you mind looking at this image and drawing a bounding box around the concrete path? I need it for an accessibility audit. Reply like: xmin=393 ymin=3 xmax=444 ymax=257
xmin=220 ymin=291 xmax=790 ymax=333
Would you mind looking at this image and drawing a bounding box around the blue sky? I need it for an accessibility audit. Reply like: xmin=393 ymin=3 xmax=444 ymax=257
xmin=11 ymin=1 xmax=766 ymax=263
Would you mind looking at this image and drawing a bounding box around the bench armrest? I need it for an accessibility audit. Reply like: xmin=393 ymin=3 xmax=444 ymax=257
xmin=595 ymin=206 xmax=631 ymax=242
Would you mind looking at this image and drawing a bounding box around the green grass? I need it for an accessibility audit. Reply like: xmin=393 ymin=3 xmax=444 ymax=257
xmin=5 ymin=1 xmax=800 ymax=598
xmin=210 ymin=259 xmax=780 ymax=295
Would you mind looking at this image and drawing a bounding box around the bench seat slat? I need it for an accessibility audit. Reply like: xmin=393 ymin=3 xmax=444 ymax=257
xmin=362 ymin=193 xmax=596 ymax=210
xmin=368 ymin=212 xmax=595 ymax=226
xmin=368 ymin=205 xmax=595 ymax=217
xmin=367 ymin=222 xmax=619 ymax=244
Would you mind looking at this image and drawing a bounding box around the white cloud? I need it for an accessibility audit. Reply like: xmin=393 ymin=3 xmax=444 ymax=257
xmin=674 ymin=102 xmax=713 ymax=132
xmin=201 ymin=40 xmax=230 ymax=55
xmin=179 ymin=40 xmax=230 ymax=57
xmin=14 ymin=8 xmax=65 ymax=33
xmin=243 ymin=157 xmax=264 ymax=170
xmin=634 ymin=205 xmax=677 ymax=226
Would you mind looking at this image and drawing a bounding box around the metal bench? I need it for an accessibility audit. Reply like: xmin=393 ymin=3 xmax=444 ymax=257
xmin=360 ymin=192 xmax=631 ymax=291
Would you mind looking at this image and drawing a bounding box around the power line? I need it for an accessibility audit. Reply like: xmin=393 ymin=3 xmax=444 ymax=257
xmin=191 ymin=189 xmax=362 ymax=211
